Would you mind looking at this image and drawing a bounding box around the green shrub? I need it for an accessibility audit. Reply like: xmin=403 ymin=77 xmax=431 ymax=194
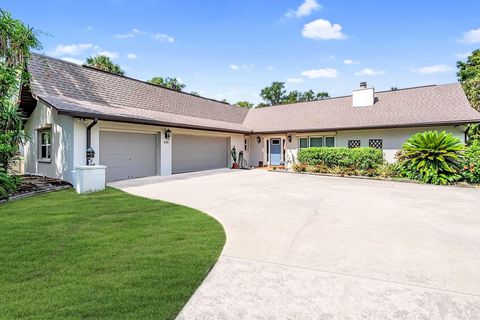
xmin=0 ymin=170 xmax=18 ymax=200
xmin=461 ymin=140 xmax=480 ymax=184
xmin=297 ymin=147 xmax=384 ymax=171
xmin=375 ymin=163 xmax=402 ymax=179
xmin=397 ymin=131 xmax=464 ymax=185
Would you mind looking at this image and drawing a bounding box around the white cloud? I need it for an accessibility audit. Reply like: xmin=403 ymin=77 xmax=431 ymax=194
xmin=302 ymin=19 xmax=345 ymax=40
xmin=285 ymin=0 xmax=321 ymax=18
xmin=460 ymin=28 xmax=480 ymax=43
xmin=114 ymin=32 xmax=134 ymax=39
xmin=85 ymin=26 xmax=92 ymax=31
xmin=301 ymin=67 xmax=338 ymax=78
xmin=126 ymin=53 xmax=138 ymax=59
xmin=51 ymin=43 xmax=93 ymax=56
xmin=287 ymin=78 xmax=305 ymax=83
xmin=411 ymin=64 xmax=452 ymax=74
xmin=344 ymin=59 xmax=359 ymax=65
xmin=154 ymin=33 xmax=175 ymax=43
xmin=60 ymin=57 xmax=83 ymax=65
xmin=456 ymin=52 xmax=471 ymax=59
xmin=97 ymin=50 xmax=119 ymax=59
xmin=267 ymin=66 xmax=275 ymax=71
xmin=229 ymin=64 xmax=254 ymax=71
xmin=355 ymin=68 xmax=385 ymax=76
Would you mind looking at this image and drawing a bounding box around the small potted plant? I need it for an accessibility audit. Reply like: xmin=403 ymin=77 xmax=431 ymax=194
xmin=231 ymin=146 xmax=239 ymax=169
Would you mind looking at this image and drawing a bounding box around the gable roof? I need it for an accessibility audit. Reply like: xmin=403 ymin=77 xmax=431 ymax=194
xmin=26 ymin=53 xmax=251 ymax=133
xmin=24 ymin=54 xmax=480 ymax=134
xmin=243 ymin=84 xmax=480 ymax=133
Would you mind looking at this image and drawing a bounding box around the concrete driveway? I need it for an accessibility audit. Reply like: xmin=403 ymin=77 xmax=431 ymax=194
xmin=111 ymin=169 xmax=480 ymax=319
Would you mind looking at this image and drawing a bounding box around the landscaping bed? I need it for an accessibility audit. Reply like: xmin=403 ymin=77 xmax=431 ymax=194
xmin=0 ymin=187 xmax=225 ymax=319
xmin=268 ymin=168 xmax=479 ymax=188
xmin=3 ymin=175 xmax=71 ymax=203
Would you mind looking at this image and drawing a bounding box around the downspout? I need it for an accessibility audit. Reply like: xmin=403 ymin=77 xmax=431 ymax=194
xmin=86 ymin=119 xmax=98 ymax=165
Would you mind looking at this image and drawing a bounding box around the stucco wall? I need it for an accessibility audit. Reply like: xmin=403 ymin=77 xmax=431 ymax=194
xmin=335 ymin=126 xmax=465 ymax=162
xmin=250 ymin=126 xmax=466 ymax=166
xmin=24 ymin=102 xmax=75 ymax=183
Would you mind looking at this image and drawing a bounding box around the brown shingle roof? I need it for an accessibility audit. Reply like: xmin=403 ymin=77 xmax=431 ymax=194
xmin=243 ymin=84 xmax=480 ymax=133
xmin=27 ymin=54 xmax=480 ymax=134
xmin=28 ymin=53 xmax=250 ymax=133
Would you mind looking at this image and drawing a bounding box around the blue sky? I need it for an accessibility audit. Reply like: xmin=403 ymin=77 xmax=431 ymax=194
xmin=3 ymin=0 xmax=480 ymax=104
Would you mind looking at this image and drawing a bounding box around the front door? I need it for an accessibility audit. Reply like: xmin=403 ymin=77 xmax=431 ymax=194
xmin=270 ymin=138 xmax=281 ymax=165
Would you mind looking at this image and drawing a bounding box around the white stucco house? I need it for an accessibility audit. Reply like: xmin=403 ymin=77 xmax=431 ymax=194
xmin=19 ymin=54 xmax=480 ymax=187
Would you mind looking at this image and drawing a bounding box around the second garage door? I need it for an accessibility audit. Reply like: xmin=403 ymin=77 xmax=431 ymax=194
xmin=100 ymin=131 xmax=157 ymax=182
xmin=172 ymin=134 xmax=228 ymax=174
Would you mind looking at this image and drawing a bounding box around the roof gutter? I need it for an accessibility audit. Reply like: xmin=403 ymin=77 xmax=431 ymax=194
xmin=251 ymin=119 xmax=480 ymax=135
xmin=60 ymin=110 xmax=252 ymax=134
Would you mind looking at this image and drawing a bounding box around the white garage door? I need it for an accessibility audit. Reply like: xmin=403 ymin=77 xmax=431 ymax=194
xmin=172 ymin=134 xmax=228 ymax=174
xmin=100 ymin=131 xmax=157 ymax=182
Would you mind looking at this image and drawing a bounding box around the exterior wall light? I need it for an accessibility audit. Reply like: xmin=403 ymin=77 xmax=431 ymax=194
xmin=287 ymin=134 xmax=292 ymax=143
xmin=256 ymin=136 xmax=261 ymax=143
xmin=165 ymin=129 xmax=171 ymax=140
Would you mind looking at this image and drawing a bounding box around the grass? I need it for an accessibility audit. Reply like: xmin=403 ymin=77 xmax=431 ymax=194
xmin=0 ymin=187 xmax=225 ymax=320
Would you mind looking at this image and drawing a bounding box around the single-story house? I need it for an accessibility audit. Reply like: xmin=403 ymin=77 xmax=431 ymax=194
xmin=19 ymin=53 xmax=480 ymax=184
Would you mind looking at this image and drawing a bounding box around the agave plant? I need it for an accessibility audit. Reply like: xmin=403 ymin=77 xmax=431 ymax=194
xmin=397 ymin=131 xmax=464 ymax=185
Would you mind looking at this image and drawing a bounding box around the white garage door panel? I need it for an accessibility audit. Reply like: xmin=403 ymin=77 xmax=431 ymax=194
xmin=100 ymin=131 xmax=157 ymax=182
xmin=173 ymin=135 xmax=228 ymax=174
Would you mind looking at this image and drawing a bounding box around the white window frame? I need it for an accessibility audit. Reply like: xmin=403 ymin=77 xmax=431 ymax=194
xmin=324 ymin=136 xmax=336 ymax=147
xmin=244 ymin=138 xmax=249 ymax=151
xmin=38 ymin=128 xmax=52 ymax=162
xmin=309 ymin=136 xmax=323 ymax=148
xmin=299 ymin=137 xmax=309 ymax=149
xmin=299 ymin=135 xmax=335 ymax=148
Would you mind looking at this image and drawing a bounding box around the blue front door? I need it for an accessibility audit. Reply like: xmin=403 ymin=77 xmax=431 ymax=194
xmin=270 ymin=138 xmax=281 ymax=165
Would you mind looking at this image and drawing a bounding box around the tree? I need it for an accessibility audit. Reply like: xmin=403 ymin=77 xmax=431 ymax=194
xmin=147 ymin=76 xmax=186 ymax=91
xmin=457 ymin=50 xmax=480 ymax=143
xmin=259 ymin=81 xmax=329 ymax=106
xmin=0 ymin=9 xmax=41 ymax=170
xmin=85 ymin=55 xmax=124 ymax=75
xmin=260 ymin=81 xmax=287 ymax=105
xmin=190 ymin=91 xmax=200 ymax=96
xmin=457 ymin=50 xmax=480 ymax=111
xmin=235 ymin=101 xmax=254 ymax=108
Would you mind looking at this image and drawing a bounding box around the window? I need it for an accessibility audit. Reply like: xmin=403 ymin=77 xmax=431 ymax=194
xmin=309 ymin=137 xmax=323 ymax=147
xmin=369 ymin=139 xmax=383 ymax=149
xmin=300 ymin=136 xmax=335 ymax=148
xmin=244 ymin=138 xmax=249 ymax=151
xmin=325 ymin=136 xmax=335 ymax=147
xmin=38 ymin=129 xmax=51 ymax=161
xmin=299 ymin=137 xmax=309 ymax=148
xmin=348 ymin=140 xmax=361 ymax=148
xmin=271 ymin=139 xmax=280 ymax=145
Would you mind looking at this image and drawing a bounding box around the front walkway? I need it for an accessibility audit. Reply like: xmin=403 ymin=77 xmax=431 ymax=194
xmin=111 ymin=169 xmax=480 ymax=319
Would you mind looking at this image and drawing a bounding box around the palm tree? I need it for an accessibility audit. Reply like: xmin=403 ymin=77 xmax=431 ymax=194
xmin=0 ymin=9 xmax=41 ymax=172
xmin=85 ymin=55 xmax=125 ymax=75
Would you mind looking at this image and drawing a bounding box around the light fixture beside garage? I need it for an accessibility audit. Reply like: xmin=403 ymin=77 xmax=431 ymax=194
xmin=287 ymin=134 xmax=292 ymax=143
xmin=256 ymin=136 xmax=261 ymax=143
xmin=165 ymin=129 xmax=171 ymax=140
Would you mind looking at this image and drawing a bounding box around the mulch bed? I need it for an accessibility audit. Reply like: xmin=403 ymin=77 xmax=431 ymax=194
xmin=2 ymin=175 xmax=71 ymax=203
xmin=269 ymin=169 xmax=479 ymax=189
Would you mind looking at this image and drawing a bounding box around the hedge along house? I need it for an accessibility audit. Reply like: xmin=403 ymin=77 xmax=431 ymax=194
xmin=19 ymin=54 xmax=480 ymax=189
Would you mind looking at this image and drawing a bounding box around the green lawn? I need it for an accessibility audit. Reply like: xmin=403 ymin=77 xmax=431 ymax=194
xmin=0 ymin=188 xmax=225 ymax=320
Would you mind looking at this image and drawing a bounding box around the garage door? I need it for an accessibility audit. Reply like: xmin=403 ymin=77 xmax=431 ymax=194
xmin=99 ymin=131 xmax=157 ymax=182
xmin=172 ymin=134 xmax=228 ymax=174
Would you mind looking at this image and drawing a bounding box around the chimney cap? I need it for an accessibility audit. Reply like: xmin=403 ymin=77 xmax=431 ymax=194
xmin=360 ymin=81 xmax=367 ymax=88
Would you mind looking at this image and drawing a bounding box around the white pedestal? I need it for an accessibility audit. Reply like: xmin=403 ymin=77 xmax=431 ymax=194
xmin=74 ymin=165 xmax=106 ymax=194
